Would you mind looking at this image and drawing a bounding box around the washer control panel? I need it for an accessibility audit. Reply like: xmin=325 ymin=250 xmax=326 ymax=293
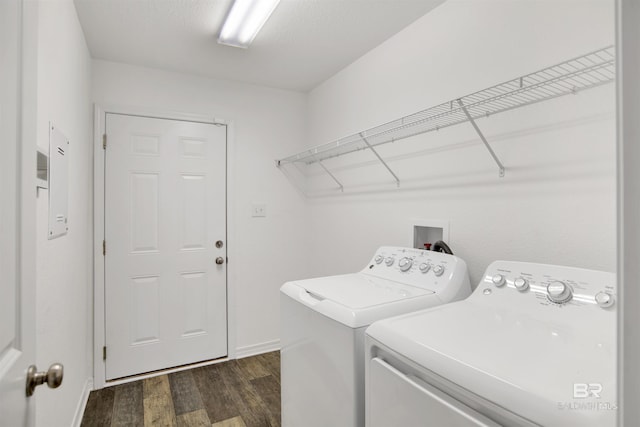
xmin=477 ymin=260 xmax=616 ymax=310
xmin=363 ymin=246 xmax=470 ymax=295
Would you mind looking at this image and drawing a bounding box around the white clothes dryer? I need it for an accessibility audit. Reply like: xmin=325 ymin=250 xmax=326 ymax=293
xmin=365 ymin=261 xmax=617 ymax=427
xmin=280 ymin=246 xmax=471 ymax=427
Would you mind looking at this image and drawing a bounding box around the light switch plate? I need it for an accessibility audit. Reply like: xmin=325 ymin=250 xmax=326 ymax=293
xmin=252 ymin=203 xmax=267 ymax=217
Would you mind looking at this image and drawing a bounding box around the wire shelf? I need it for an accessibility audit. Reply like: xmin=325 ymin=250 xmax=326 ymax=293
xmin=277 ymin=46 xmax=615 ymax=167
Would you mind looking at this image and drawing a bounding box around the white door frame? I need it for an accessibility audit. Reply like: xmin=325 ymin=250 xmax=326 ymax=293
xmin=0 ymin=0 xmax=37 ymax=423
xmin=616 ymin=0 xmax=640 ymax=424
xmin=93 ymin=104 xmax=237 ymax=389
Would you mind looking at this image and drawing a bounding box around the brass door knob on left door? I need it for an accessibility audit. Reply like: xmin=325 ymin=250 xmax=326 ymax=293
xmin=215 ymin=257 xmax=224 ymax=265
xmin=26 ymin=363 xmax=63 ymax=397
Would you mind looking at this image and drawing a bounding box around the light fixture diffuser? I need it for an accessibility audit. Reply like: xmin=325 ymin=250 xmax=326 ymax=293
xmin=218 ymin=0 xmax=281 ymax=48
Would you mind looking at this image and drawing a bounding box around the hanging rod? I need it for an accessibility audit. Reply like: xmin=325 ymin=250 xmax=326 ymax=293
xmin=276 ymin=46 xmax=615 ymax=170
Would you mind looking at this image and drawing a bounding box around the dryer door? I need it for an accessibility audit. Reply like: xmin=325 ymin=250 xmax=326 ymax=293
xmin=368 ymin=357 xmax=499 ymax=427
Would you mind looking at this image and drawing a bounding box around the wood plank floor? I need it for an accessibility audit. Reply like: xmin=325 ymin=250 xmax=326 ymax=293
xmin=81 ymin=352 xmax=281 ymax=427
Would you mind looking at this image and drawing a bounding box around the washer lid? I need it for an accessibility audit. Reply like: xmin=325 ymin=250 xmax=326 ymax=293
xmin=281 ymin=274 xmax=437 ymax=328
xmin=367 ymin=300 xmax=616 ymax=427
xmin=300 ymin=274 xmax=433 ymax=308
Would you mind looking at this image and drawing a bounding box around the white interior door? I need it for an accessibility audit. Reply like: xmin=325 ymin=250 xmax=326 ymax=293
xmin=104 ymin=113 xmax=227 ymax=380
xmin=0 ymin=0 xmax=36 ymax=424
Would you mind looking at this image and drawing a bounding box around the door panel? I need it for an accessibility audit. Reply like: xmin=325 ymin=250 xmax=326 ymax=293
xmin=368 ymin=358 xmax=499 ymax=427
xmin=104 ymin=113 xmax=227 ymax=380
xmin=0 ymin=0 xmax=35 ymax=425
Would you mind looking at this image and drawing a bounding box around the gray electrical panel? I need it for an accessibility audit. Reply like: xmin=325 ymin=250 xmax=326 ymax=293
xmin=48 ymin=123 xmax=69 ymax=239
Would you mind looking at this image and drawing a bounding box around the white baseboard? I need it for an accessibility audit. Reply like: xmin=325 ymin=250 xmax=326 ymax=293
xmin=71 ymin=378 xmax=93 ymax=427
xmin=235 ymin=339 xmax=280 ymax=359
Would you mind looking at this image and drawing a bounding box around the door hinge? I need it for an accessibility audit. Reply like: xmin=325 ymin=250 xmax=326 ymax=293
xmin=102 ymin=240 xmax=106 ymax=256
xmin=102 ymin=133 xmax=107 ymax=149
xmin=103 ymin=346 xmax=107 ymax=361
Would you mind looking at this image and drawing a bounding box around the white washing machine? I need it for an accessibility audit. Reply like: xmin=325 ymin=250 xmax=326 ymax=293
xmin=365 ymin=261 xmax=617 ymax=427
xmin=280 ymin=246 xmax=471 ymax=427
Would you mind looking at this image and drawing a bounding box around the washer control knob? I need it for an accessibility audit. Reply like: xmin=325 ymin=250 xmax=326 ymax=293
xmin=595 ymin=292 xmax=614 ymax=308
xmin=419 ymin=263 xmax=431 ymax=273
xmin=374 ymin=255 xmax=384 ymax=264
xmin=399 ymin=257 xmax=413 ymax=272
xmin=491 ymin=274 xmax=506 ymax=287
xmin=514 ymin=277 xmax=529 ymax=292
xmin=432 ymin=265 xmax=445 ymax=277
xmin=385 ymin=257 xmax=394 ymax=266
xmin=547 ymin=281 xmax=573 ymax=304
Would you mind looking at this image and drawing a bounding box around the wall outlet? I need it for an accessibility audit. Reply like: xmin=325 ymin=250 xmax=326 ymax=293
xmin=252 ymin=203 xmax=267 ymax=217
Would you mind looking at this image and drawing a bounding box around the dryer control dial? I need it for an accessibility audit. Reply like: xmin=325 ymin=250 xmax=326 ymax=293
xmin=491 ymin=274 xmax=506 ymax=287
xmin=419 ymin=263 xmax=431 ymax=273
xmin=385 ymin=257 xmax=395 ymax=266
xmin=399 ymin=257 xmax=413 ymax=272
xmin=374 ymin=255 xmax=384 ymax=264
xmin=547 ymin=281 xmax=573 ymax=304
xmin=432 ymin=265 xmax=445 ymax=277
xmin=595 ymin=291 xmax=614 ymax=308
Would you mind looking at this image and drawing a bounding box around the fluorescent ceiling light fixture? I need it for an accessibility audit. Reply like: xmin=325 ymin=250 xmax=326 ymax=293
xmin=218 ymin=0 xmax=281 ymax=48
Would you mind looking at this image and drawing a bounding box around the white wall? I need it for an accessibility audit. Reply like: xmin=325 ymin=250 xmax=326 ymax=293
xmin=91 ymin=61 xmax=309 ymax=354
xmin=35 ymin=1 xmax=93 ymax=426
xmin=305 ymin=0 xmax=616 ymax=284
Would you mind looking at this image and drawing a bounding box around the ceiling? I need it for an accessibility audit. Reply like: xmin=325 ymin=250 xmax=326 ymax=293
xmin=74 ymin=0 xmax=444 ymax=92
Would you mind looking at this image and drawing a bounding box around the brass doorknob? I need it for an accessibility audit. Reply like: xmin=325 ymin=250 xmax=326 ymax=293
xmin=26 ymin=363 xmax=64 ymax=397
xmin=215 ymin=257 xmax=224 ymax=265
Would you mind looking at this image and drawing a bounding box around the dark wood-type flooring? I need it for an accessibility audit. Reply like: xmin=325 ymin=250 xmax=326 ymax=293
xmin=81 ymin=352 xmax=281 ymax=427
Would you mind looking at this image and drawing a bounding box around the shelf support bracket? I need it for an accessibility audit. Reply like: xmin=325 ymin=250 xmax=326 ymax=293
xmin=360 ymin=133 xmax=400 ymax=187
xmin=457 ymin=99 xmax=505 ymax=177
xmin=314 ymin=156 xmax=344 ymax=192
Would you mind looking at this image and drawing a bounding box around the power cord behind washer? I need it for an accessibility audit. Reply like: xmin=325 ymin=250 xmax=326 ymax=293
xmin=431 ymin=240 xmax=453 ymax=255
